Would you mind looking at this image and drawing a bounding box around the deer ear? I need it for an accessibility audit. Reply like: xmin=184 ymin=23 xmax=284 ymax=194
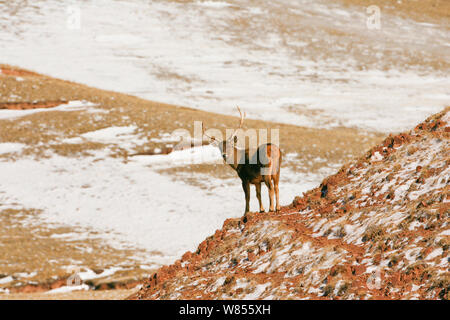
xmin=233 ymin=136 xmax=238 ymax=144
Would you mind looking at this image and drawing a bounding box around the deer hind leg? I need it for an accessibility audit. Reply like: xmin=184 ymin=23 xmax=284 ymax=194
xmin=255 ymin=183 xmax=265 ymax=213
xmin=273 ymin=174 xmax=280 ymax=211
xmin=264 ymin=178 xmax=275 ymax=212
xmin=242 ymin=181 xmax=250 ymax=213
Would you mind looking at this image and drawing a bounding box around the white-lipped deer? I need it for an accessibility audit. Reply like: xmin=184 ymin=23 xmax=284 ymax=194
xmin=203 ymin=107 xmax=282 ymax=213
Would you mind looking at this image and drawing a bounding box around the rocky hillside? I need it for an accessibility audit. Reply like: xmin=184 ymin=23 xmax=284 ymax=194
xmin=131 ymin=108 xmax=449 ymax=300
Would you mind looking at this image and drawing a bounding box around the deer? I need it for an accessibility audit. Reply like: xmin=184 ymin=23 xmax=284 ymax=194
xmin=202 ymin=107 xmax=282 ymax=214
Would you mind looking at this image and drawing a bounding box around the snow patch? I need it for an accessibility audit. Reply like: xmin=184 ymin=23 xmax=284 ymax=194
xmin=0 ymin=143 xmax=26 ymax=155
xmin=0 ymin=276 xmax=14 ymax=284
xmin=45 ymin=284 xmax=90 ymax=294
xmin=0 ymin=101 xmax=98 ymax=120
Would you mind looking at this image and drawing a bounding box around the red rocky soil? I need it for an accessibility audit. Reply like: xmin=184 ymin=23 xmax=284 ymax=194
xmin=0 ymin=66 xmax=41 ymax=78
xmin=0 ymin=101 xmax=67 ymax=110
xmin=0 ymin=66 xmax=67 ymax=110
xmin=131 ymin=107 xmax=449 ymax=300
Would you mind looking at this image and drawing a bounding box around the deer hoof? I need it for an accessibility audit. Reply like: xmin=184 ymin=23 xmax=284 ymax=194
xmin=259 ymin=209 xmax=265 ymax=213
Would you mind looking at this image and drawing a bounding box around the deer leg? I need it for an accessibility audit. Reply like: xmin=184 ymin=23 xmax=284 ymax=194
xmin=273 ymin=175 xmax=280 ymax=211
xmin=255 ymin=183 xmax=265 ymax=213
xmin=242 ymin=181 xmax=250 ymax=213
xmin=264 ymin=179 xmax=275 ymax=212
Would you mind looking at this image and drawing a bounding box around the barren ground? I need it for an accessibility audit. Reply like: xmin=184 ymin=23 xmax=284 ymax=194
xmin=0 ymin=65 xmax=382 ymax=299
xmin=0 ymin=0 xmax=448 ymax=301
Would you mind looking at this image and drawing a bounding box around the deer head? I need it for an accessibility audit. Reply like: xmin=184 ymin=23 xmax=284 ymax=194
xmin=202 ymin=106 xmax=246 ymax=164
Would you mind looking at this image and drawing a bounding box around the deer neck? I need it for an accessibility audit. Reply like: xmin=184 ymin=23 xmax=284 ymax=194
xmin=227 ymin=146 xmax=246 ymax=172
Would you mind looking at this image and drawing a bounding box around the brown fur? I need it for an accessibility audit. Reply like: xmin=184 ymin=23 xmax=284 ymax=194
xmin=220 ymin=140 xmax=282 ymax=213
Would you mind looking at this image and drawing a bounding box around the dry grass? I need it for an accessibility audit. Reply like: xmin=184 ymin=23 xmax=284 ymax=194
xmin=336 ymin=0 xmax=450 ymax=23
xmin=217 ymin=1 xmax=449 ymax=73
xmin=0 ymin=64 xmax=384 ymax=173
xmin=0 ymin=208 xmax=154 ymax=291
xmin=0 ymin=288 xmax=138 ymax=300
xmin=0 ymin=64 xmax=384 ymax=296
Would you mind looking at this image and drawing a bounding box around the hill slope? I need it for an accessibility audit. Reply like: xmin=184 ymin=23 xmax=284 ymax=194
xmin=131 ymin=108 xmax=449 ymax=300
xmin=0 ymin=65 xmax=383 ymax=296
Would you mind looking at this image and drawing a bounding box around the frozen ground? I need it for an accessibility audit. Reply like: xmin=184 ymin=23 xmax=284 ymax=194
xmin=133 ymin=109 xmax=450 ymax=300
xmin=0 ymin=121 xmax=329 ymax=266
xmin=0 ymin=0 xmax=448 ymax=284
xmin=0 ymin=0 xmax=448 ymax=132
xmin=0 ymin=100 xmax=98 ymax=120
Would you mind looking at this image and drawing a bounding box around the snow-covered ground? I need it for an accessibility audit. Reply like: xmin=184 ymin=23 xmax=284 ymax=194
xmin=0 ymin=142 xmax=26 ymax=155
xmin=133 ymin=109 xmax=449 ymax=300
xmin=0 ymin=0 xmax=448 ymax=275
xmin=0 ymin=124 xmax=328 ymax=266
xmin=1 ymin=0 xmax=448 ymax=132
xmin=0 ymin=100 xmax=98 ymax=120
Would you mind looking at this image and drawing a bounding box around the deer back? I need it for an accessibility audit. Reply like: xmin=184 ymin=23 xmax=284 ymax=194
xmin=236 ymin=143 xmax=281 ymax=182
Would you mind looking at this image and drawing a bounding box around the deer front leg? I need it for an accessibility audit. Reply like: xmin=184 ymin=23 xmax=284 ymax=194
xmin=264 ymin=179 xmax=275 ymax=212
xmin=255 ymin=183 xmax=265 ymax=213
xmin=273 ymin=175 xmax=280 ymax=211
xmin=242 ymin=181 xmax=250 ymax=213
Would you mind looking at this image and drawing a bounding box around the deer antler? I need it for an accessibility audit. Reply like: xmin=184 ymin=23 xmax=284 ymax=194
xmin=202 ymin=122 xmax=216 ymax=142
xmin=228 ymin=106 xmax=246 ymax=141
